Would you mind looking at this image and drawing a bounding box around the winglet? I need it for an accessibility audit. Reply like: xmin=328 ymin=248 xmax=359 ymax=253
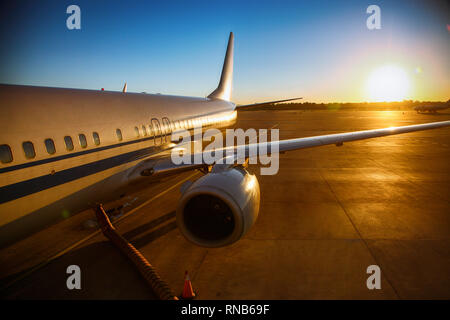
xmin=208 ymin=32 xmax=234 ymax=101
xmin=122 ymin=82 xmax=127 ymax=93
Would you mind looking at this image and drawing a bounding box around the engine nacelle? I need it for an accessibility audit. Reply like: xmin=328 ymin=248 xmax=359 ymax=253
xmin=176 ymin=167 xmax=260 ymax=247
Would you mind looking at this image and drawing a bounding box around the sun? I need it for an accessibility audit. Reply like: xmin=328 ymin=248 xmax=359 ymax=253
xmin=366 ymin=65 xmax=410 ymax=102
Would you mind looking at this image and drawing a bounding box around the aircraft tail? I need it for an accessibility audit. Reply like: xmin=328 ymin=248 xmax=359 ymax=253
xmin=208 ymin=32 xmax=234 ymax=101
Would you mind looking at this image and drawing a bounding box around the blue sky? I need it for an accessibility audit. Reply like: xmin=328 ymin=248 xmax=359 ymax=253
xmin=0 ymin=0 xmax=448 ymax=103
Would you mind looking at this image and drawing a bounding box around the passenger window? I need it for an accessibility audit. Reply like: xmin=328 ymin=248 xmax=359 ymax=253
xmin=45 ymin=139 xmax=56 ymax=155
xmin=142 ymin=125 xmax=147 ymax=136
xmin=78 ymin=134 xmax=87 ymax=148
xmin=93 ymin=132 xmax=100 ymax=145
xmin=64 ymin=136 xmax=74 ymax=151
xmin=116 ymin=129 xmax=123 ymax=141
xmin=0 ymin=144 xmax=13 ymax=163
xmin=134 ymin=127 xmax=140 ymax=138
xmin=22 ymin=141 xmax=36 ymax=159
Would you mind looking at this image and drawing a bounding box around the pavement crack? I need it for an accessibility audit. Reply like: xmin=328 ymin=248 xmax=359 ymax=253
xmin=192 ymin=249 xmax=209 ymax=282
xmin=318 ymin=168 xmax=402 ymax=299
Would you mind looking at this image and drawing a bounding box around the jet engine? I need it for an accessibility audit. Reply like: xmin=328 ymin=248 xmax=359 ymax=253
xmin=176 ymin=166 xmax=260 ymax=247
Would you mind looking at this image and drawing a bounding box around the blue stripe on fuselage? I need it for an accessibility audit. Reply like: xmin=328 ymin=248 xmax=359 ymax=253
xmin=0 ymin=142 xmax=167 ymax=204
xmin=0 ymin=133 xmax=167 ymax=174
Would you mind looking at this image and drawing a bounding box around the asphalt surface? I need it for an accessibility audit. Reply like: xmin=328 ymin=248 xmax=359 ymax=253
xmin=1 ymin=109 xmax=449 ymax=299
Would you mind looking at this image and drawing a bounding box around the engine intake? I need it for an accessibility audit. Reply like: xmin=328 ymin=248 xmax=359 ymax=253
xmin=176 ymin=167 xmax=260 ymax=247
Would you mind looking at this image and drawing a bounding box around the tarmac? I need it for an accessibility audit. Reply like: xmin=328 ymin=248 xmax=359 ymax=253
xmin=1 ymin=109 xmax=449 ymax=299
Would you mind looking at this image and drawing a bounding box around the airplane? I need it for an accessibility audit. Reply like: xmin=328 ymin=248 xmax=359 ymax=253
xmin=414 ymin=100 xmax=449 ymax=113
xmin=0 ymin=32 xmax=449 ymax=249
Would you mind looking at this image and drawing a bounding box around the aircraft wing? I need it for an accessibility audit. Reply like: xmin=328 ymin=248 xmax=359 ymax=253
xmin=236 ymin=97 xmax=303 ymax=110
xmin=227 ymin=120 xmax=450 ymax=162
xmin=131 ymin=120 xmax=450 ymax=178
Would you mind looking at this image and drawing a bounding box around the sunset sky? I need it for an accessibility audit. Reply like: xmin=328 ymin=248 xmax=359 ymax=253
xmin=0 ymin=0 xmax=448 ymax=103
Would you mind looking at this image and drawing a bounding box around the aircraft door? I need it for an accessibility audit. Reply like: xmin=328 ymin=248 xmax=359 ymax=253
xmin=151 ymin=118 xmax=162 ymax=145
xmin=161 ymin=117 xmax=172 ymax=143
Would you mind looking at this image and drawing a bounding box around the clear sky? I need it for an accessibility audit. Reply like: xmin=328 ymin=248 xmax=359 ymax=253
xmin=0 ymin=0 xmax=448 ymax=103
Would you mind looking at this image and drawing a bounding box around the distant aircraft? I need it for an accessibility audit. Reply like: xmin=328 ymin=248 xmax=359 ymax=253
xmin=1 ymin=32 xmax=449 ymax=248
xmin=414 ymin=100 xmax=450 ymax=113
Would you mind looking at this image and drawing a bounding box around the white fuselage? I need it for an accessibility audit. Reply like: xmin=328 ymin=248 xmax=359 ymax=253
xmin=0 ymin=84 xmax=237 ymax=247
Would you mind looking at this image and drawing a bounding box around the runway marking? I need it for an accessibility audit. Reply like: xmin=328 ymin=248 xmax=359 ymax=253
xmin=0 ymin=171 xmax=199 ymax=292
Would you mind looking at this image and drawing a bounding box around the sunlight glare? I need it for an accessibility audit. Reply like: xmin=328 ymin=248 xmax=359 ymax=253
xmin=366 ymin=65 xmax=410 ymax=102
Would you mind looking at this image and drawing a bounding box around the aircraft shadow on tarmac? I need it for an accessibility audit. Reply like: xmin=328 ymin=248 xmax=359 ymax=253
xmin=2 ymin=211 xmax=178 ymax=299
xmin=122 ymin=210 xmax=177 ymax=246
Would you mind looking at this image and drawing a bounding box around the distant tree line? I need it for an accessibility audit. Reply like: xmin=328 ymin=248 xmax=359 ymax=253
xmin=240 ymin=100 xmax=449 ymax=111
